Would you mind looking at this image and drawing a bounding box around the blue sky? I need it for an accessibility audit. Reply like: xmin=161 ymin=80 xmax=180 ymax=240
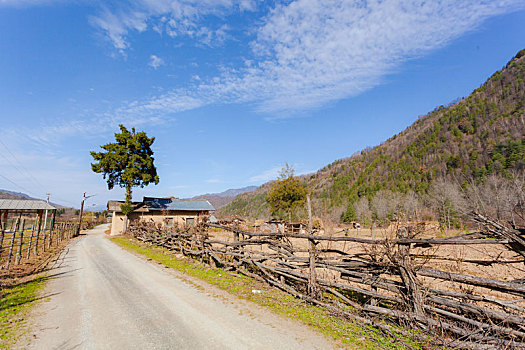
xmin=0 ymin=0 xmax=524 ymax=209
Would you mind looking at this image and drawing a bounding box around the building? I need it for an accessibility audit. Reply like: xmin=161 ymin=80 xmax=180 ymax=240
xmin=107 ymin=197 xmax=215 ymax=235
xmin=0 ymin=199 xmax=57 ymax=231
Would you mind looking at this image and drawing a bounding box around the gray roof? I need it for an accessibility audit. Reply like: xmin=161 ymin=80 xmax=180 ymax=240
xmin=0 ymin=199 xmax=56 ymax=211
xmin=143 ymin=197 xmax=215 ymax=211
xmin=108 ymin=197 xmax=215 ymax=213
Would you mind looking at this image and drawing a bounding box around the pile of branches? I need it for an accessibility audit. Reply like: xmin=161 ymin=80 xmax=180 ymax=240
xmin=127 ymin=216 xmax=525 ymax=349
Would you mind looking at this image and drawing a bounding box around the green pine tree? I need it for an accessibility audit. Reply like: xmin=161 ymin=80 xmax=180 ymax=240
xmin=91 ymin=125 xmax=160 ymax=216
xmin=266 ymin=164 xmax=307 ymax=221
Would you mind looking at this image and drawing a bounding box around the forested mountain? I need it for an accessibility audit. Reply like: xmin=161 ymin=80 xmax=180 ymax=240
xmin=220 ymin=50 xmax=525 ymax=222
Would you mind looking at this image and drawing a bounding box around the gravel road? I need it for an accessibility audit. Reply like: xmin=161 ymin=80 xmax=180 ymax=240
xmin=24 ymin=225 xmax=333 ymax=350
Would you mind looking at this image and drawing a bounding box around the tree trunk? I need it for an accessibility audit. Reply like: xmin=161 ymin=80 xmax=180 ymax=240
xmin=126 ymin=185 xmax=132 ymax=203
xmin=123 ymin=185 xmax=132 ymax=233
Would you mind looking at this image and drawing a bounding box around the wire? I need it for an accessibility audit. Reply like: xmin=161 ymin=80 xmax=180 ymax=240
xmin=0 ymin=139 xmax=87 ymax=208
xmin=0 ymin=139 xmax=46 ymax=191
xmin=0 ymin=171 xmax=40 ymax=198
xmin=0 ymin=170 xmax=77 ymax=207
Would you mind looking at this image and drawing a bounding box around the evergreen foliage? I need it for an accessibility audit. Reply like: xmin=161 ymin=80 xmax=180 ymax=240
xmin=266 ymin=164 xmax=307 ymax=220
xmin=91 ymin=125 xmax=159 ymax=214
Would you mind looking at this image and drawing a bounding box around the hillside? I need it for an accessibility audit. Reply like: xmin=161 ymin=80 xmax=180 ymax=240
xmin=0 ymin=189 xmax=34 ymax=200
xmin=190 ymin=186 xmax=257 ymax=209
xmin=220 ymin=49 xmax=525 ymax=222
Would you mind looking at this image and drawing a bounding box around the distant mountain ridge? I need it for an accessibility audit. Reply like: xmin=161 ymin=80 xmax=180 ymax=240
xmin=0 ymin=189 xmax=71 ymax=209
xmin=0 ymin=189 xmax=34 ymax=200
xmin=191 ymin=186 xmax=258 ymax=209
xmin=219 ymin=49 xmax=525 ymax=221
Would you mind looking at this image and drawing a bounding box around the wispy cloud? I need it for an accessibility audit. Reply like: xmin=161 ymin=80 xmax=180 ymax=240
xmin=90 ymin=0 xmax=257 ymax=53
xmin=108 ymin=0 xmax=524 ymax=115
xmin=248 ymin=166 xmax=281 ymax=183
xmin=8 ymin=0 xmax=525 ymax=146
xmin=0 ymin=0 xmax=68 ymax=7
xmin=149 ymin=54 xmax=165 ymax=69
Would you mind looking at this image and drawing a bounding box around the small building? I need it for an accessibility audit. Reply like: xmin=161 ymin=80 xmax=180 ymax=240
xmin=0 ymin=199 xmax=57 ymax=230
xmin=107 ymin=196 xmax=215 ymax=235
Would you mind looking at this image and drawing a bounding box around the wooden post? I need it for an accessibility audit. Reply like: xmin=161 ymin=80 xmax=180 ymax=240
xmin=47 ymin=224 xmax=53 ymax=249
xmin=56 ymin=223 xmax=60 ymax=243
xmin=397 ymin=227 xmax=424 ymax=315
xmin=34 ymin=211 xmax=43 ymax=255
xmin=51 ymin=210 xmax=56 ymax=230
xmin=0 ymin=214 xmax=5 ymax=261
xmin=42 ymin=225 xmax=47 ymax=252
xmin=233 ymin=221 xmax=239 ymax=242
xmin=15 ymin=219 xmax=25 ymax=265
xmin=307 ymin=195 xmax=318 ymax=297
xmin=6 ymin=218 xmax=19 ymax=270
xmin=27 ymin=224 xmax=35 ymax=259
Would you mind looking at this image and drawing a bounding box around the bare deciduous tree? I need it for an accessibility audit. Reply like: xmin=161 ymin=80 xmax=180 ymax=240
xmin=467 ymin=173 xmax=525 ymax=227
xmin=371 ymin=190 xmax=391 ymax=223
xmin=428 ymin=178 xmax=466 ymax=229
xmin=354 ymin=197 xmax=372 ymax=225
xmin=402 ymin=190 xmax=422 ymax=221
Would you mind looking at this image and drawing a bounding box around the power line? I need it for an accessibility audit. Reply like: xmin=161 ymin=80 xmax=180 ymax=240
xmin=0 ymin=138 xmax=46 ymax=191
xmin=0 ymin=171 xmax=40 ymax=198
xmin=0 ymin=151 xmax=43 ymax=196
xmin=0 ymin=170 xmax=77 ymax=207
xmin=0 ymin=139 xmax=88 ymax=208
xmin=50 ymin=195 xmax=79 ymax=207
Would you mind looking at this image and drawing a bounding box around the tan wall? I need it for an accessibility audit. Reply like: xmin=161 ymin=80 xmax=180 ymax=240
xmin=110 ymin=210 xmax=207 ymax=235
xmin=110 ymin=212 xmax=126 ymax=235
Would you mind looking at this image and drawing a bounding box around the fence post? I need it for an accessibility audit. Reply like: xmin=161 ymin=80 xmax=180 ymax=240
xmin=42 ymin=226 xmax=47 ymax=252
xmin=26 ymin=224 xmax=35 ymax=259
xmin=34 ymin=212 xmax=43 ymax=255
xmin=6 ymin=218 xmax=19 ymax=270
xmin=15 ymin=219 xmax=25 ymax=265
xmin=0 ymin=219 xmax=5 ymax=261
xmin=307 ymin=194 xmax=318 ymax=297
xmin=48 ymin=225 xmax=53 ymax=249
xmin=397 ymin=226 xmax=424 ymax=315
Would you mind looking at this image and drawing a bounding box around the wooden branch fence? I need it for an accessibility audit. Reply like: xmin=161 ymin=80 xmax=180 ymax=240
xmin=127 ymin=213 xmax=525 ymax=349
xmin=0 ymin=218 xmax=78 ymax=271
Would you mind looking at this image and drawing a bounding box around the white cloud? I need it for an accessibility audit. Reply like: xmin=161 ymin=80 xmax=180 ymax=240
xmin=90 ymin=0 xmax=257 ymax=52
xmin=248 ymin=166 xmax=281 ymax=183
xmin=205 ymin=179 xmax=221 ymax=183
xmin=149 ymin=54 xmax=165 ymax=69
xmin=8 ymin=0 xmax=525 ymax=146
xmin=110 ymin=0 xmax=524 ymax=115
xmin=247 ymin=165 xmax=315 ymax=184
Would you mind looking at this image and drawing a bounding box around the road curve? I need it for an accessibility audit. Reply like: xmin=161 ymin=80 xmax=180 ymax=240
xmin=24 ymin=225 xmax=333 ymax=350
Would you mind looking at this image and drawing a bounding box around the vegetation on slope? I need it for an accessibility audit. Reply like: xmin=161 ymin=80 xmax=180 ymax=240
xmin=220 ymin=50 xmax=525 ymax=223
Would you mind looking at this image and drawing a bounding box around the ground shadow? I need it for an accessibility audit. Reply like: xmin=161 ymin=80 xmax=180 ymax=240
xmin=1 ymin=291 xmax=62 ymax=311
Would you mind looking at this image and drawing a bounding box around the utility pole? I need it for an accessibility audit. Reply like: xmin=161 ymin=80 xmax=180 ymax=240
xmin=77 ymin=192 xmax=94 ymax=236
xmin=43 ymin=193 xmax=50 ymax=231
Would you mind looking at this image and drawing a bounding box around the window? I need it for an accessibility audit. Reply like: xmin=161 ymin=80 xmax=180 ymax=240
xmin=186 ymin=218 xmax=195 ymax=226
